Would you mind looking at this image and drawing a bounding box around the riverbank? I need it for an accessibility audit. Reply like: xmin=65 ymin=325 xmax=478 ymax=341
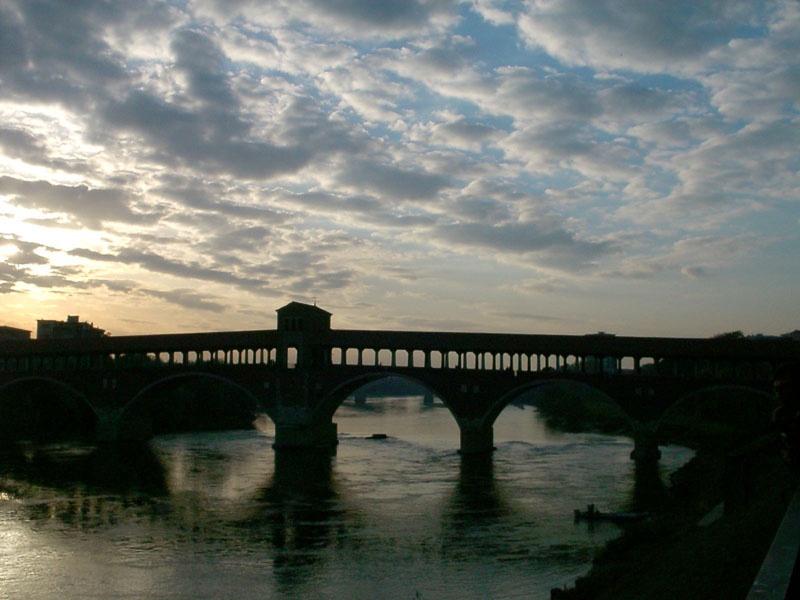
xmin=553 ymin=434 xmax=798 ymax=599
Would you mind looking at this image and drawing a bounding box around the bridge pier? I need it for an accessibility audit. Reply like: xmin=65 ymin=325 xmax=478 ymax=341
xmin=94 ymin=410 xmax=153 ymax=442
xmin=630 ymin=421 xmax=661 ymax=462
xmin=458 ymin=421 xmax=494 ymax=455
xmin=273 ymin=420 xmax=338 ymax=450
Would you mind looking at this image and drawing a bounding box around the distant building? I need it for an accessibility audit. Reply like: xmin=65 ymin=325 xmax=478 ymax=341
xmin=0 ymin=325 xmax=31 ymax=340
xmin=36 ymin=315 xmax=106 ymax=340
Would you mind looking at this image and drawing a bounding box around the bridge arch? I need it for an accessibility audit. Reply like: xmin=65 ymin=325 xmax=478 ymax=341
xmin=482 ymin=378 xmax=636 ymax=433
xmin=655 ymin=384 xmax=774 ymax=442
xmin=118 ymin=371 xmax=263 ymax=436
xmin=0 ymin=376 xmax=99 ymax=440
xmin=313 ymin=371 xmax=453 ymax=425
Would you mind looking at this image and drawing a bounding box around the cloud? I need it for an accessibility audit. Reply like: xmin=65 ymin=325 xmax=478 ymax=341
xmin=517 ymin=0 xmax=768 ymax=74
xmin=0 ymin=177 xmax=161 ymax=229
xmin=72 ymin=247 xmax=268 ymax=289
xmin=335 ymin=158 xmax=453 ymax=201
xmin=171 ymin=28 xmax=241 ymax=111
xmin=139 ymin=288 xmax=227 ymax=312
xmin=288 ymin=0 xmax=460 ymax=37
xmin=0 ymin=0 xmax=796 ymax=336
xmin=599 ymin=234 xmax=761 ymax=280
xmin=0 ymin=235 xmax=50 ymax=266
xmin=435 ymin=220 xmax=616 ymax=271
xmin=99 ymin=90 xmax=313 ymax=180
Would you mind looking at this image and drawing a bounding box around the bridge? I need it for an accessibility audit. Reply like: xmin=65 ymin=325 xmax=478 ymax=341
xmin=1 ymin=302 xmax=798 ymax=456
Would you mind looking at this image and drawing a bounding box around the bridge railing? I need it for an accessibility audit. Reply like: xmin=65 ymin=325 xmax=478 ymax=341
xmin=746 ymin=487 xmax=800 ymax=599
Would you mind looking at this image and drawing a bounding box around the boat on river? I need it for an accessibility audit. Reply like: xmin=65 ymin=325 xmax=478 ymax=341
xmin=573 ymin=504 xmax=650 ymax=522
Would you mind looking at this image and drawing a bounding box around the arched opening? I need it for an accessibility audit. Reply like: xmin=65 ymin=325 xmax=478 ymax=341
xmin=326 ymin=374 xmax=459 ymax=451
xmin=490 ymin=379 xmax=634 ymax=444
xmin=0 ymin=378 xmax=97 ymax=442
xmin=395 ymin=349 xmax=409 ymax=367
xmin=620 ymin=356 xmax=635 ymax=374
xmin=464 ymin=352 xmax=477 ymax=370
xmin=657 ymin=386 xmax=775 ymax=450
xmin=377 ymin=349 xmax=392 ymax=367
xmin=121 ymin=373 xmax=260 ymax=437
xmin=448 ymin=351 xmax=460 ymax=369
xmin=287 ymin=347 xmax=298 ymax=367
xmin=345 ymin=348 xmax=359 ymax=365
xmin=362 ymin=349 xmax=376 ymax=366
xmin=331 ymin=347 xmax=343 ymax=365
xmin=638 ymin=357 xmax=656 ymax=375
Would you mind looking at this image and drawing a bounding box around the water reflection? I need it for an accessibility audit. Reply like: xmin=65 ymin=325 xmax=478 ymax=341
xmin=0 ymin=441 xmax=168 ymax=537
xmin=0 ymin=404 xmax=694 ymax=600
xmin=0 ymin=441 xmax=167 ymax=496
xmin=450 ymin=452 xmax=509 ymax=521
xmin=441 ymin=454 xmax=519 ymax=561
xmin=238 ymin=449 xmax=356 ymax=592
xmin=627 ymin=458 xmax=668 ymax=512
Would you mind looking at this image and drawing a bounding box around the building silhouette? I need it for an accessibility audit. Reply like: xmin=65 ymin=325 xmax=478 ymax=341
xmin=36 ymin=316 xmax=106 ymax=340
xmin=0 ymin=326 xmax=30 ymax=340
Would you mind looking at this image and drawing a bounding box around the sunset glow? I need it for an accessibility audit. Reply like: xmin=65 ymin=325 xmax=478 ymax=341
xmin=1 ymin=1 xmax=798 ymax=337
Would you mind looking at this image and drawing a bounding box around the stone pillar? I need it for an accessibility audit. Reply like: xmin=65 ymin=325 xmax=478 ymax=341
xmin=630 ymin=421 xmax=661 ymax=462
xmin=95 ymin=410 xmax=153 ymax=442
xmin=459 ymin=420 xmax=494 ymax=454
xmin=273 ymin=420 xmax=338 ymax=450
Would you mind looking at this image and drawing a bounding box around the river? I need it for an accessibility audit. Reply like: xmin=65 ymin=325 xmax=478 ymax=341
xmin=0 ymin=396 xmax=692 ymax=599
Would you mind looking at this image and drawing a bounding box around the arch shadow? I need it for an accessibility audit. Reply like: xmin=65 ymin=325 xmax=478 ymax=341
xmin=120 ymin=371 xmax=263 ymax=435
xmin=655 ymin=384 xmax=775 ymax=447
xmin=0 ymin=376 xmax=99 ymax=441
xmin=486 ymin=378 xmax=635 ymax=433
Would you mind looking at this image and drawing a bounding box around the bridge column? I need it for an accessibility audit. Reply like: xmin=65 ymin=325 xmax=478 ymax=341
xmin=458 ymin=420 xmax=494 ymax=454
xmin=95 ymin=409 xmax=153 ymax=442
xmin=273 ymin=420 xmax=338 ymax=450
xmin=630 ymin=421 xmax=661 ymax=462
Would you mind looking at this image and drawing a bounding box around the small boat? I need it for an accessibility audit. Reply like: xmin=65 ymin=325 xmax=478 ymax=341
xmin=367 ymin=433 xmax=388 ymax=440
xmin=573 ymin=504 xmax=650 ymax=522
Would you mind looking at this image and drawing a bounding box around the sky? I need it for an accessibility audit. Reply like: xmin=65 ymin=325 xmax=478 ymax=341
xmin=0 ymin=0 xmax=798 ymax=338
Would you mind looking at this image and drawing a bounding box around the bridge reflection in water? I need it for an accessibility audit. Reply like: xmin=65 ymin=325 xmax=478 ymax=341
xmin=1 ymin=302 xmax=797 ymax=458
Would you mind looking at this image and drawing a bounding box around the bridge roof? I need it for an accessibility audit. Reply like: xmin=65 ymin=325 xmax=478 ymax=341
xmin=276 ymin=301 xmax=331 ymax=316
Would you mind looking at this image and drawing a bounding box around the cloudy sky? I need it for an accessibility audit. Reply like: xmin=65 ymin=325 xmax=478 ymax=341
xmin=1 ymin=0 xmax=798 ymax=337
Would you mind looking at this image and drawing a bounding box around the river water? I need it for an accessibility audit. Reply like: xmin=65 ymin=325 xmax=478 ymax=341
xmin=0 ymin=397 xmax=692 ymax=599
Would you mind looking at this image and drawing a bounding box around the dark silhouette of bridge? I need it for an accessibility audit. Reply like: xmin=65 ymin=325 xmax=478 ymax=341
xmin=1 ymin=302 xmax=798 ymax=456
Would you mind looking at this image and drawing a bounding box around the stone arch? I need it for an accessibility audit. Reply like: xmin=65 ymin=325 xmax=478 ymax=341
xmin=312 ymin=371 xmax=455 ymax=425
xmin=655 ymin=384 xmax=774 ymax=437
xmin=0 ymin=376 xmax=99 ymax=440
xmin=124 ymin=371 xmax=262 ymax=415
xmin=0 ymin=376 xmax=98 ymax=416
xmin=479 ymin=378 xmax=635 ymax=433
xmin=117 ymin=371 xmax=264 ymax=438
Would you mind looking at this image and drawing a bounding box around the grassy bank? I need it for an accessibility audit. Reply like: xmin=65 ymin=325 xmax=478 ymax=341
xmin=553 ymin=436 xmax=797 ymax=599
